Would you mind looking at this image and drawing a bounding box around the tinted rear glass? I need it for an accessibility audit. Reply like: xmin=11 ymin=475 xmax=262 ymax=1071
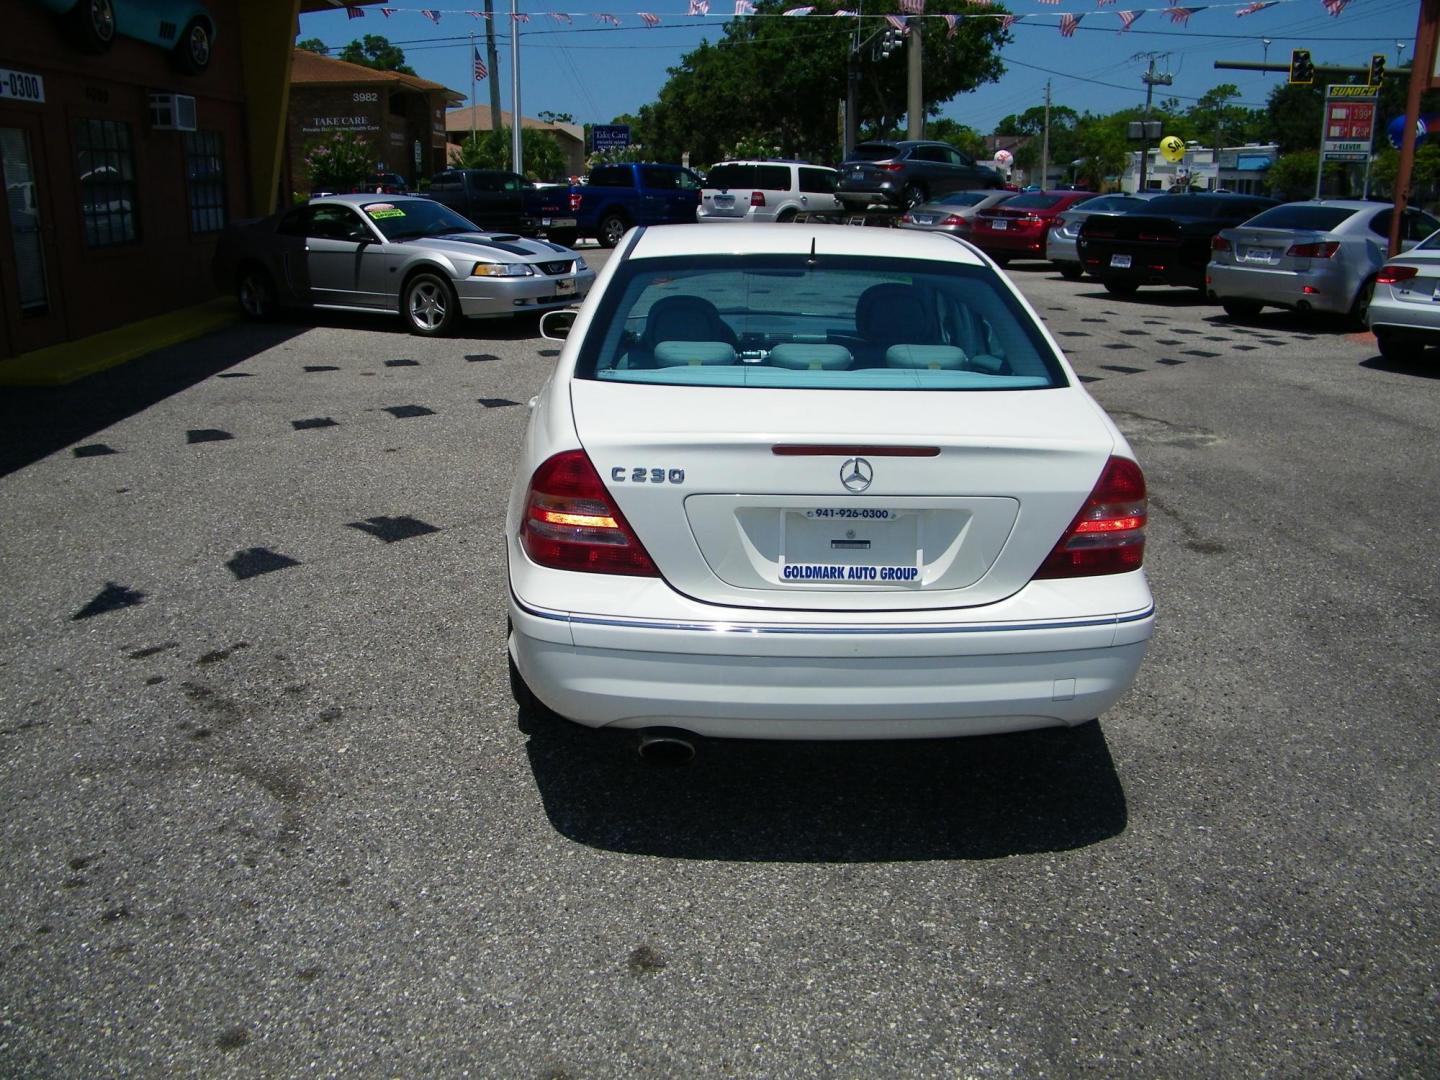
xmin=1241 ymin=204 xmax=1358 ymax=231
xmin=851 ymin=144 xmax=900 ymax=162
xmin=1001 ymin=194 xmax=1064 ymax=210
xmin=574 ymin=255 xmax=1067 ymax=391
xmin=936 ymin=191 xmax=991 ymax=207
xmin=587 ymin=166 xmax=630 ymax=187
xmin=706 ymin=164 xmax=756 ymax=189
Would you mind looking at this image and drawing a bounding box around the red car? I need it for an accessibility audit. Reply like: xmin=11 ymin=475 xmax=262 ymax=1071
xmin=970 ymin=190 xmax=1097 ymax=265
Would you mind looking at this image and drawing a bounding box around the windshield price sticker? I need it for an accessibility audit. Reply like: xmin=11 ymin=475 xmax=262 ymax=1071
xmin=782 ymin=564 xmax=920 ymax=582
xmin=366 ymin=204 xmax=405 ymax=219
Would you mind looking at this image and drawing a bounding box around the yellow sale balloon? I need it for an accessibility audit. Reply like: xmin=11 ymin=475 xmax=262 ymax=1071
xmin=1159 ymin=135 xmax=1187 ymax=163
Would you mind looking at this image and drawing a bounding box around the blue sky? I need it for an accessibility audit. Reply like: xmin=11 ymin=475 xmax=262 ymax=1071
xmin=298 ymin=1 xmax=1419 ymax=138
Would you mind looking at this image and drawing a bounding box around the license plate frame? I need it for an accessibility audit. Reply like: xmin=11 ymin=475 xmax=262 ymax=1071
xmin=1110 ymin=253 xmax=1132 ymax=269
xmin=992 ymin=219 xmax=1008 ymax=231
xmin=1243 ymin=246 xmax=1275 ymax=263
xmin=554 ymin=278 xmax=576 ymax=295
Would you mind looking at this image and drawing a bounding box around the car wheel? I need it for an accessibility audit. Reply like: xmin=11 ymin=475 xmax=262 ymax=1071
xmin=65 ymin=0 xmax=116 ymax=53
xmin=173 ymin=17 xmax=213 ymax=75
xmin=1221 ymin=298 xmax=1263 ymax=321
xmin=902 ymin=183 xmax=928 ymax=210
xmin=508 ymin=653 xmax=559 ymax=723
xmin=1349 ymin=276 xmax=1376 ymax=330
xmin=598 ymin=213 xmax=628 ymax=248
xmin=1103 ymin=279 xmax=1139 ymax=297
xmin=776 ymin=208 xmax=798 ymax=224
xmin=1375 ymin=329 xmax=1424 ymax=363
xmin=403 ymin=272 xmax=460 ymax=336
xmin=236 ymin=266 xmax=278 ymax=322
xmin=1058 ymin=263 xmax=1084 ymax=281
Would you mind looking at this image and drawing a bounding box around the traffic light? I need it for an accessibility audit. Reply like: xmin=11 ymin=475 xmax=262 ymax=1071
xmin=879 ymin=27 xmax=904 ymax=58
xmin=1369 ymin=53 xmax=1386 ymax=86
xmin=1289 ymin=48 xmax=1313 ymax=85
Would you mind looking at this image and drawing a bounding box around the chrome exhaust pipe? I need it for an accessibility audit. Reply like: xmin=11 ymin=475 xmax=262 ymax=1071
xmin=636 ymin=728 xmax=698 ymax=765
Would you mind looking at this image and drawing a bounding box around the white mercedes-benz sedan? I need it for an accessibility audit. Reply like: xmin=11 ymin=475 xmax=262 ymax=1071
xmin=505 ymin=223 xmax=1154 ymax=747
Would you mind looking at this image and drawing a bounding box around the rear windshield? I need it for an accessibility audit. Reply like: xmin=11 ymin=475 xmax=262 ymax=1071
xmin=1146 ymin=195 xmax=1269 ymax=218
xmin=706 ymin=163 xmax=791 ymax=191
xmin=1000 ymin=194 xmax=1064 ymax=210
xmin=936 ymin=191 xmax=993 ymax=208
xmin=1240 ymin=204 xmax=1358 ymax=231
xmin=574 ymin=255 xmax=1068 ymax=391
xmin=850 ymin=144 xmax=899 ymax=162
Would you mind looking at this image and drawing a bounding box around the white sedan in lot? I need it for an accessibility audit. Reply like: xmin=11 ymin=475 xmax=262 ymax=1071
xmin=1369 ymin=235 xmax=1440 ymax=361
xmin=506 ymin=224 xmax=1154 ymax=753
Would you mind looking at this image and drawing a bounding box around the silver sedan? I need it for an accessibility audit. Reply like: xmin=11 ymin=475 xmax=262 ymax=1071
xmin=1367 ymin=237 xmax=1440 ymax=362
xmin=897 ymin=189 xmax=1014 ymax=236
xmin=1045 ymin=192 xmax=1159 ymax=281
xmin=1207 ymin=200 xmax=1440 ymax=325
xmin=213 ymin=194 xmax=595 ymax=336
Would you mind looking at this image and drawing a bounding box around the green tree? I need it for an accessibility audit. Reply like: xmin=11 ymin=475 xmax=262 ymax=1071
xmin=1187 ymin=83 xmax=1263 ymax=150
xmin=1073 ymin=114 xmax=1130 ymax=190
xmin=338 ymin=35 xmax=416 ymax=76
xmin=538 ymin=111 xmax=577 ymax=125
xmin=993 ymin=105 xmax=1078 ymax=138
xmin=629 ymin=1 xmax=1007 ymax=164
xmin=926 ymin=118 xmax=987 ymax=160
xmin=296 ymin=37 xmax=328 ymax=55
xmin=450 ymin=128 xmax=566 ymax=181
xmin=304 ymin=131 xmax=371 ymax=193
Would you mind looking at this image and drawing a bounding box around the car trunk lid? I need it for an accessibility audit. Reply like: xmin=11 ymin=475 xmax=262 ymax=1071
xmin=569 ymin=380 xmax=1117 ymax=612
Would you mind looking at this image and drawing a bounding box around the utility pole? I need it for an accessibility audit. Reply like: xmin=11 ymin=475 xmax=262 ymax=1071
xmin=844 ymin=5 xmax=861 ymax=158
xmin=510 ymin=0 xmax=523 ymax=175
xmin=1138 ymin=53 xmax=1172 ymax=193
xmin=906 ymin=16 xmax=923 ymax=140
xmin=469 ymin=31 xmax=477 ymax=152
xmin=1040 ymin=81 xmax=1050 ymax=190
xmin=1389 ymin=0 xmax=1440 ymax=257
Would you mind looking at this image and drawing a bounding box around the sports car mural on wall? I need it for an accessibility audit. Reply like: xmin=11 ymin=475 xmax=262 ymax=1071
xmin=32 ymin=0 xmax=216 ymax=74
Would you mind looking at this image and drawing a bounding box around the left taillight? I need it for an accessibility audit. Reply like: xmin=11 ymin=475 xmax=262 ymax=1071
xmin=750 ymin=190 xmax=766 ymax=207
xmin=521 ymin=450 xmax=659 ymax=576
xmin=1033 ymin=456 xmax=1147 ymax=579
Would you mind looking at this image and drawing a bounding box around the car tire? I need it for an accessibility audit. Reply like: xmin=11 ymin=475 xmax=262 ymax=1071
xmin=902 ymin=183 xmax=928 ymax=211
xmin=598 ymin=213 xmax=628 ymax=248
xmin=1103 ymin=279 xmax=1139 ymax=297
xmin=1058 ymin=263 xmax=1084 ymax=281
xmin=402 ymin=271 xmax=460 ymax=336
xmin=1375 ymin=329 xmax=1424 ymax=363
xmin=65 ymin=0 xmax=116 ymax=54
xmin=1349 ymin=276 xmax=1376 ymax=330
xmin=776 ymin=208 xmax=798 ymax=224
xmin=1221 ymin=298 xmax=1263 ymax=321
xmin=509 ymin=653 xmax=560 ymax=723
xmin=236 ymin=266 xmax=279 ymax=322
xmin=173 ymin=17 xmax=213 ymax=75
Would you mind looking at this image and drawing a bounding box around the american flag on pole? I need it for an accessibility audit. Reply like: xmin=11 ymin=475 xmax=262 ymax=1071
xmin=944 ymin=12 xmax=961 ymax=35
xmin=1235 ymin=1 xmax=1275 ymax=13
xmin=345 ymin=5 xmax=363 ymax=19
xmin=1058 ymin=12 xmax=1081 ymax=35
xmin=899 ymin=0 xmax=924 ymax=13
xmin=420 ymin=8 xmax=440 ymax=23
xmin=473 ymin=47 xmax=488 ymax=79
xmin=688 ymin=0 xmax=709 ymax=14
xmin=1322 ymin=0 xmax=1348 ymax=14
xmin=885 ymin=13 xmax=910 ymax=31
xmin=595 ymin=11 xmax=621 ymax=22
xmin=1164 ymin=5 xmax=1201 ymax=23
xmin=1116 ymin=8 xmax=1141 ymax=28
xmin=639 ymin=11 xmax=661 ymax=24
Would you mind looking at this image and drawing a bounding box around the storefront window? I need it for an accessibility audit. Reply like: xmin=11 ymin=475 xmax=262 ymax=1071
xmin=74 ymin=119 xmax=138 ymax=248
xmin=184 ymin=131 xmax=226 ymax=233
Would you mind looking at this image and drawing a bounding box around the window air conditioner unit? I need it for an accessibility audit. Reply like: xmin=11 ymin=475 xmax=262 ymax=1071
xmin=148 ymin=92 xmax=197 ymax=132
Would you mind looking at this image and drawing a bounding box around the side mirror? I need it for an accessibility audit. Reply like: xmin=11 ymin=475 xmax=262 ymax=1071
xmin=540 ymin=309 xmax=578 ymax=341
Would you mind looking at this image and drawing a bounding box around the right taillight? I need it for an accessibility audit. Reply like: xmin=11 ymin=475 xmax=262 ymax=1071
xmin=568 ymin=192 xmax=582 ymax=213
xmin=1376 ymin=264 xmax=1419 ymax=285
xmin=1285 ymin=241 xmax=1340 ymax=259
xmin=1034 ymin=456 xmax=1147 ymax=579
xmin=521 ymin=450 xmax=659 ymax=576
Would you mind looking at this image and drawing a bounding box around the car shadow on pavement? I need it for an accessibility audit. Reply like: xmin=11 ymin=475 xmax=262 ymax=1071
xmin=1360 ymin=353 xmax=1440 ymax=379
xmin=1072 ymin=288 xmax=1213 ymax=308
xmin=298 ymin=308 xmax=548 ymax=342
xmin=521 ymin=714 xmax=1127 ymax=862
xmin=0 ymin=321 xmax=306 ymax=478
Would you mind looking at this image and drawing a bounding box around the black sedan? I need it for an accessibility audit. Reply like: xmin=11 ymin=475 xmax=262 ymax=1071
xmin=1077 ymin=192 xmax=1278 ymax=296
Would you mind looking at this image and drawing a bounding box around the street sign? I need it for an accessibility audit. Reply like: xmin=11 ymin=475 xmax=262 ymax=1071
xmin=1320 ymin=85 xmax=1378 ymax=163
xmin=591 ymin=124 xmax=631 ymax=152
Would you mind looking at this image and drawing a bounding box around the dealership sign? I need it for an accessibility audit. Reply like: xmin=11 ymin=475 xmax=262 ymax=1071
xmin=0 ymin=67 xmax=44 ymax=104
xmin=1321 ymin=85 xmax=1378 ymax=164
xmin=591 ymin=124 xmax=631 ymax=152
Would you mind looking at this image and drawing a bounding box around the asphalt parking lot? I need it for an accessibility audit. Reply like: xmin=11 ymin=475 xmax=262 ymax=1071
xmin=1 ymin=248 xmax=1437 ymax=1077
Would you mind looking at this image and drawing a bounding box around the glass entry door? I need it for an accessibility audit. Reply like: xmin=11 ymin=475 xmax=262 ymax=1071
xmin=0 ymin=119 xmax=66 ymax=356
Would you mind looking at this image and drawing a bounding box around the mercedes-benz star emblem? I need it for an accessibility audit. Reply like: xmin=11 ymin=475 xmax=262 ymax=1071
xmin=840 ymin=457 xmax=873 ymax=493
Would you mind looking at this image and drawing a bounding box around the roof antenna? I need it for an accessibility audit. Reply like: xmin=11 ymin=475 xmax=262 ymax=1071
xmin=807 ymin=235 xmax=818 ymax=267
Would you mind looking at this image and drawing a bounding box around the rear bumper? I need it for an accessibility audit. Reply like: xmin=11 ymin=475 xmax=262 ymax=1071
xmin=508 ymin=590 xmax=1154 ymax=740
xmin=1207 ymin=262 xmax=1353 ymax=313
xmin=1368 ymin=292 xmax=1440 ymax=339
xmin=974 ymin=228 xmax=1048 ymax=257
xmin=1047 ymin=232 xmax=1079 ymax=265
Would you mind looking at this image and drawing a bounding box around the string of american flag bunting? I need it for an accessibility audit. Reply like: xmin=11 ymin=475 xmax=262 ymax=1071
xmin=332 ymin=0 xmax=1354 ymax=44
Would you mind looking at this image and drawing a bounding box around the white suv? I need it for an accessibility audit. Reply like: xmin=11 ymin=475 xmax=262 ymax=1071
xmin=697 ymin=160 xmax=842 ymax=224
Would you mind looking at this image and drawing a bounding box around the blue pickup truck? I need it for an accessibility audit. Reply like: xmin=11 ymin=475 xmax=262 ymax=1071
xmin=572 ymin=163 xmax=704 ymax=247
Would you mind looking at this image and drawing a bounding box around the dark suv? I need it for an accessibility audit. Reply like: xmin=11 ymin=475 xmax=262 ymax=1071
xmin=837 ymin=140 xmax=1002 ymax=211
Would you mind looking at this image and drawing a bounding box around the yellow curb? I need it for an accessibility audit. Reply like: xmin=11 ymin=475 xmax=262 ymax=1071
xmin=0 ymin=298 xmax=239 ymax=387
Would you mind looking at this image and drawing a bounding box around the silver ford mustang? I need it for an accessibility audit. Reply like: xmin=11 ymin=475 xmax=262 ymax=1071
xmin=213 ymin=194 xmax=595 ymax=336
